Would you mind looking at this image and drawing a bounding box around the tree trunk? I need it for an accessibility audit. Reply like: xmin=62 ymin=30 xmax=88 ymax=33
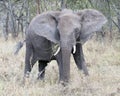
xmin=117 ymin=13 xmax=120 ymax=33
xmin=61 ymin=0 xmax=66 ymax=9
xmin=36 ymin=0 xmax=40 ymax=14
xmin=8 ymin=0 xmax=17 ymax=38
xmin=106 ymin=0 xmax=113 ymax=40
xmin=4 ymin=12 xmax=9 ymax=41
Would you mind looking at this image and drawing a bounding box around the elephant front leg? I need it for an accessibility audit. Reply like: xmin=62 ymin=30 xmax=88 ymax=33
xmin=73 ymin=43 xmax=89 ymax=75
xmin=73 ymin=43 xmax=82 ymax=70
xmin=37 ymin=60 xmax=47 ymax=80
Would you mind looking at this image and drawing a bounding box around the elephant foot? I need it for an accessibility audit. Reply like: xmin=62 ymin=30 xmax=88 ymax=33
xmin=83 ymin=70 xmax=89 ymax=76
xmin=23 ymin=77 xmax=30 ymax=85
xmin=82 ymin=62 xmax=89 ymax=76
xmin=22 ymin=71 xmax=31 ymax=85
xmin=37 ymin=76 xmax=44 ymax=80
xmin=25 ymin=71 xmax=30 ymax=78
xmin=37 ymin=71 xmax=45 ymax=80
xmin=77 ymin=64 xmax=83 ymax=70
xmin=59 ymin=81 xmax=69 ymax=87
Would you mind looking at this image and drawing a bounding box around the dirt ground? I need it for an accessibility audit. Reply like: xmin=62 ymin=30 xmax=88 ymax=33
xmin=0 ymin=37 xmax=120 ymax=96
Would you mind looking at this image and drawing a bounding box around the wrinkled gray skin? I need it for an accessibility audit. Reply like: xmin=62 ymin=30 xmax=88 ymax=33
xmin=16 ymin=9 xmax=107 ymax=84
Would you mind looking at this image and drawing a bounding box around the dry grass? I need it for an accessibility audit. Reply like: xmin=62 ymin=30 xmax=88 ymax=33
xmin=0 ymin=36 xmax=120 ymax=96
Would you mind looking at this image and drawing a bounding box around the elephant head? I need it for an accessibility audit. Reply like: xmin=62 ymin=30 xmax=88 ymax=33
xmin=30 ymin=9 xmax=107 ymax=83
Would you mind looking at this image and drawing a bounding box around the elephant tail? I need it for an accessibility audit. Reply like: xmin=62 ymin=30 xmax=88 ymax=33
xmin=14 ymin=40 xmax=25 ymax=55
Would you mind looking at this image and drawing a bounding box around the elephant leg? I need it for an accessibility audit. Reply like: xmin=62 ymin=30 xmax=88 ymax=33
xmin=73 ymin=43 xmax=82 ymax=70
xmin=79 ymin=44 xmax=89 ymax=75
xmin=24 ymin=44 xmax=33 ymax=78
xmin=37 ymin=60 xmax=48 ymax=80
xmin=73 ymin=43 xmax=89 ymax=75
xmin=31 ymin=54 xmax=37 ymax=68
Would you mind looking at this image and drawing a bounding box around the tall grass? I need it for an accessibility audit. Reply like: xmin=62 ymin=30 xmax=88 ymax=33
xmin=0 ymin=36 xmax=120 ymax=96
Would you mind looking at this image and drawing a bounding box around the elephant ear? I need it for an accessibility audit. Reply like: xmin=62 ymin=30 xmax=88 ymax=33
xmin=31 ymin=11 xmax=60 ymax=44
xmin=77 ymin=9 xmax=107 ymax=44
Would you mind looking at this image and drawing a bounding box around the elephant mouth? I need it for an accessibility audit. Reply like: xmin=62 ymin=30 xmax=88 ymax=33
xmin=52 ymin=44 xmax=60 ymax=55
xmin=52 ymin=44 xmax=76 ymax=56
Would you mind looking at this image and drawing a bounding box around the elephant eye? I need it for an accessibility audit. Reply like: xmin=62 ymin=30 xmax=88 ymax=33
xmin=74 ymin=28 xmax=80 ymax=38
xmin=75 ymin=28 xmax=79 ymax=33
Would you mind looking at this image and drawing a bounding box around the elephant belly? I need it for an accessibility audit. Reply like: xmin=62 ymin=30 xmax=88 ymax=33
xmin=32 ymin=35 xmax=53 ymax=61
xmin=35 ymin=48 xmax=53 ymax=61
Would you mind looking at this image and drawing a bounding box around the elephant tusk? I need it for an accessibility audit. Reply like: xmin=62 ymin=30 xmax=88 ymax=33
xmin=54 ymin=47 xmax=60 ymax=56
xmin=73 ymin=45 xmax=76 ymax=54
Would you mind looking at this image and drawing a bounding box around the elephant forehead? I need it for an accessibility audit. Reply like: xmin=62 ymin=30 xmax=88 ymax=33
xmin=58 ymin=15 xmax=80 ymax=30
xmin=59 ymin=13 xmax=80 ymax=24
xmin=60 ymin=13 xmax=79 ymax=20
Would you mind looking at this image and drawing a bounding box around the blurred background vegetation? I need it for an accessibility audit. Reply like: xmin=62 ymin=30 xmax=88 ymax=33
xmin=0 ymin=1 xmax=120 ymax=96
xmin=0 ymin=0 xmax=120 ymax=41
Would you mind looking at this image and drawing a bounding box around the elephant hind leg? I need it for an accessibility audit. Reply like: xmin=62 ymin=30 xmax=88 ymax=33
xmin=24 ymin=44 xmax=33 ymax=78
xmin=31 ymin=54 xmax=37 ymax=68
xmin=37 ymin=60 xmax=48 ymax=80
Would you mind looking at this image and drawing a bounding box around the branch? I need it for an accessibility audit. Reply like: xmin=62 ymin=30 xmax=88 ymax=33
xmin=111 ymin=19 xmax=120 ymax=32
xmin=88 ymin=0 xmax=94 ymax=8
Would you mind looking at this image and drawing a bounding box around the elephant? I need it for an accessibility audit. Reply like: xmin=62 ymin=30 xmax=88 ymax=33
xmin=15 ymin=9 xmax=107 ymax=84
xmin=54 ymin=9 xmax=107 ymax=83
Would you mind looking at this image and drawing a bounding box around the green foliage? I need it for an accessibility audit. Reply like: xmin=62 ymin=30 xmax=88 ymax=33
xmin=0 ymin=0 xmax=120 ymax=39
xmin=66 ymin=0 xmax=92 ymax=10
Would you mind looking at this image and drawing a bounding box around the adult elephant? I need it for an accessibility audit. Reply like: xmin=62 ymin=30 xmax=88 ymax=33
xmin=38 ymin=9 xmax=106 ymax=83
xmin=15 ymin=9 xmax=107 ymax=84
xmin=19 ymin=10 xmax=83 ymax=80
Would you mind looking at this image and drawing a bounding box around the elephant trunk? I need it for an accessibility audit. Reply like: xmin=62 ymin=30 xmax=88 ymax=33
xmin=60 ymin=41 xmax=72 ymax=83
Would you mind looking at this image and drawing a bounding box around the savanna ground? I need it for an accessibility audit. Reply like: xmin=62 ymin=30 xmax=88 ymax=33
xmin=0 ymin=33 xmax=120 ymax=96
